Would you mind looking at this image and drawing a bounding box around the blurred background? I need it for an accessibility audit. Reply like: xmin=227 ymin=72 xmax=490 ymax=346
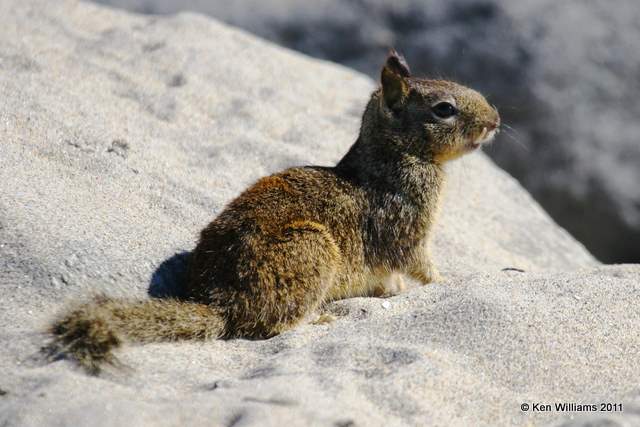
xmin=92 ymin=0 xmax=640 ymax=264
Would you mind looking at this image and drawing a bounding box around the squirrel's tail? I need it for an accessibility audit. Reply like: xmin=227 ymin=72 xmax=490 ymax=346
xmin=47 ymin=295 xmax=225 ymax=374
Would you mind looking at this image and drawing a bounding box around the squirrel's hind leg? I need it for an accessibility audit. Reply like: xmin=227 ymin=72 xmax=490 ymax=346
xmin=220 ymin=220 xmax=341 ymax=338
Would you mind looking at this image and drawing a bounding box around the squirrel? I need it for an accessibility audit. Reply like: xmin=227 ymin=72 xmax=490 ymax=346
xmin=47 ymin=50 xmax=500 ymax=374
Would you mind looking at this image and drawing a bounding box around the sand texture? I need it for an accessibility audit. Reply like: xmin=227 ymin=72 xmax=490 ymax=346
xmin=1 ymin=1 xmax=638 ymax=426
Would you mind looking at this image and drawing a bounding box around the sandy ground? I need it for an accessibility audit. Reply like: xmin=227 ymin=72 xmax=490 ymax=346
xmin=1 ymin=1 xmax=638 ymax=426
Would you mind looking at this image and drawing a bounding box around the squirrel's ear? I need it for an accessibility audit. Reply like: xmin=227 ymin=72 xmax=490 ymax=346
xmin=381 ymin=49 xmax=411 ymax=111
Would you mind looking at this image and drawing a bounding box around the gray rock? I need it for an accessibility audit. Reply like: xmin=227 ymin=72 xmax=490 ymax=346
xmin=93 ymin=0 xmax=640 ymax=263
xmin=1 ymin=1 xmax=637 ymax=427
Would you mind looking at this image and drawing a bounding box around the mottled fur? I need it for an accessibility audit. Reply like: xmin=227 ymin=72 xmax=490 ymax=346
xmin=47 ymin=51 xmax=499 ymax=373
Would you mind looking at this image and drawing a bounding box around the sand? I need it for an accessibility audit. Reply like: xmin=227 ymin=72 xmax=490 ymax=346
xmin=1 ymin=1 xmax=638 ymax=426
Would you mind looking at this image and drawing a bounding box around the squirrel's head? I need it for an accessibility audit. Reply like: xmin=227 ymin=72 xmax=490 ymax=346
xmin=369 ymin=49 xmax=500 ymax=163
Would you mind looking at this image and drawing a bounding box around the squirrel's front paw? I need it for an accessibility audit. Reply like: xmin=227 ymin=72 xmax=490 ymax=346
xmin=372 ymin=273 xmax=406 ymax=298
xmin=408 ymin=261 xmax=442 ymax=285
xmin=427 ymin=267 xmax=443 ymax=283
xmin=311 ymin=313 xmax=337 ymax=325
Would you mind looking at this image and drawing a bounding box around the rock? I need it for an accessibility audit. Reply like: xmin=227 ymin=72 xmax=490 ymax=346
xmin=1 ymin=1 xmax=637 ymax=427
xmin=93 ymin=0 xmax=640 ymax=263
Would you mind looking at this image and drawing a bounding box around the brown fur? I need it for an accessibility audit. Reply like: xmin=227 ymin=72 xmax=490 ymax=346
xmin=47 ymin=51 xmax=500 ymax=373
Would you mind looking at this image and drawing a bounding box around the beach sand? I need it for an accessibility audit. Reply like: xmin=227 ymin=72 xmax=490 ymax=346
xmin=1 ymin=1 xmax=638 ymax=426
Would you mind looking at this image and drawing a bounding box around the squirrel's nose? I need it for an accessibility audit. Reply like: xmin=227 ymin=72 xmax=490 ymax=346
xmin=486 ymin=108 xmax=500 ymax=132
xmin=486 ymin=119 xmax=500 ymax=132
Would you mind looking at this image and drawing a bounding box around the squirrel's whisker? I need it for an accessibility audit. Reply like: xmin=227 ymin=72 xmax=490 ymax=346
xmin=500 ymin=127 xmax=529 ymax=152
xmin=502 ymin=123 xmax=522 ymax=136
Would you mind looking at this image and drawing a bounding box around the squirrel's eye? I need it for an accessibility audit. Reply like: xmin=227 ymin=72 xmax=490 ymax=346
xmin=432 ymin=102 xmax=458 ymax=119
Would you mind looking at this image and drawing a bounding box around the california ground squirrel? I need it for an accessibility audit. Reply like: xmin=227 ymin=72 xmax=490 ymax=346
xmin=48 ymin=50 xmax=500 ymax=374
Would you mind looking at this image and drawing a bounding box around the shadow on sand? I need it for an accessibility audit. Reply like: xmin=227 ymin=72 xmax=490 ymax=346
xmin=148 ymin=251 xmax=191 ymax=300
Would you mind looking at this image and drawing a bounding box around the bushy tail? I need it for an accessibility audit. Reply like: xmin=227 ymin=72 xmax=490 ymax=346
xmin=46 ymin=295 xmax=225 ymax=374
